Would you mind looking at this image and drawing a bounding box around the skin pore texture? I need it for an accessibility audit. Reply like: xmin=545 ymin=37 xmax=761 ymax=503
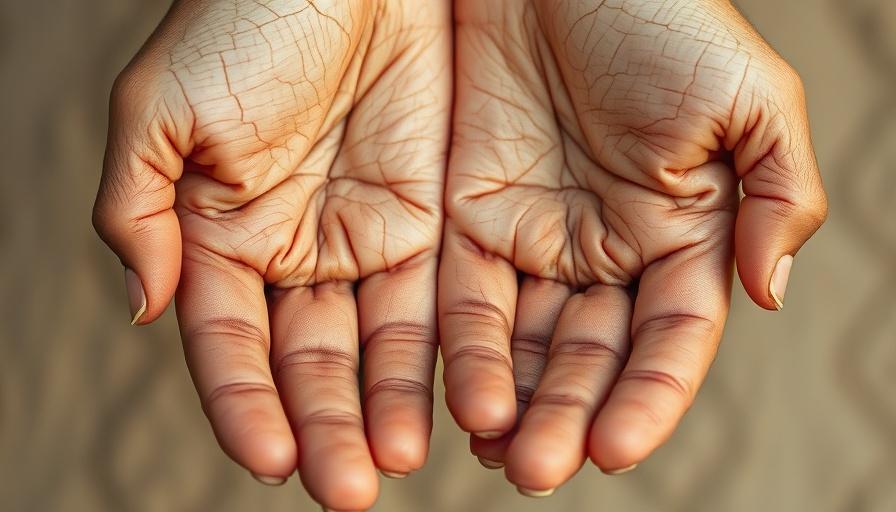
xmin=93 ymin=0 xmax=827 ymax=509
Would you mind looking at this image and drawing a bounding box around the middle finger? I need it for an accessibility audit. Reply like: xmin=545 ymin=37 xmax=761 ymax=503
xmin=505 ymin=284 xmax=632 ymax=496
xmin=269 ymin=281 xmax=378 ymax=511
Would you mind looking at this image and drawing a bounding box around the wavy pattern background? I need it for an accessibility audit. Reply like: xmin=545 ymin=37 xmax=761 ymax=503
xmin=0 ymin=0 xmax=891 ymax=510
xmin=832 ymin=1 xmax=896 ymax=511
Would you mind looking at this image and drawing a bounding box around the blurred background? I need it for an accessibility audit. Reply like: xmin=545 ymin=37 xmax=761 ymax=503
xmin=1 ymin=0 xmax=893 ymax=510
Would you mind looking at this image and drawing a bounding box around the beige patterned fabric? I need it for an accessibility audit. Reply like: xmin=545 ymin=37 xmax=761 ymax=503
xmin=1 ymin=0 xmax=893 ymax=510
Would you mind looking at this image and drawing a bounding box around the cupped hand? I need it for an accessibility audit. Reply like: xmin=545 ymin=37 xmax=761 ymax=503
xmin=441 ymin=0 xmax=827 ymax=495
xmin=92 ymin=0 xmax=450 ymax=509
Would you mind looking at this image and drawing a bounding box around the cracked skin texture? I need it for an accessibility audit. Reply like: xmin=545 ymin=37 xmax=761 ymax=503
xmin=94 ymin=0 xmax=827 ymax=507
xmin=450 ymin=0 xmax=745 ymax=287
xmin=95 ymin=1 xmax=450 ymax=510
xmin=154 ymin=1 xmax=446 ymax=285
xmin=441 ymin=0 xmax=826 ymax=494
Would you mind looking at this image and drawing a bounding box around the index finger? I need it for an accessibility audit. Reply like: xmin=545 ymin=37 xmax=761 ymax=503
xmin=588 ymin=236 xmax=733 ymax=472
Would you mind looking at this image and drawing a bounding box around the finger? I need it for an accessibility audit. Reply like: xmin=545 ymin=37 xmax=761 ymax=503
xmin=176 ymin=248 xmax=296 ymax=483
xmin=470 ymin=277 xmax=573 ymax=467
xmin=729 ymin=63 xmax=828 ymax=310
xmin=589 ymin=238 xmax=733 ymax=472
xmin=439 ymin=221 xmax=519 ymax=438
xmin=269 ymin=282 xmax=378 ymax=511
xmin=506 ymin=285 xmax=632 ymax=495
xmin=357 ymin=255 xmax=438 ymax=478
xmin=93 ymin=68 xmax=193 ymax=324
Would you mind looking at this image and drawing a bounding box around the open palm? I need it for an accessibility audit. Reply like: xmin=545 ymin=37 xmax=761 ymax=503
xmin=440 ymin=0 xmax=826 ymax=495
xmin=93 ymin=1 xmax=449 ymax=509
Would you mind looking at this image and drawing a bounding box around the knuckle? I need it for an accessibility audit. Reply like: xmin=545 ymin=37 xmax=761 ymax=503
xmin=442 ymin=298 xmax=512 ymax=340
xmin=363 ymin=321 xmax=436 ymax=349
xmin=804 ymin=186 xmax=829 ymax=229
xmin=299 ymin=408 xmax=364 ymax=431
xmin=189 ymin=317 xmax=269 ymax=352
xmin=365 ymin=377 xmax=432 ymax=403
xmin=618 ymin=369 xmax=695 ymax=409
xmin=633 ymin=313 xmax=718 ymax=344
xmin=91 ymin=199 xmax=113 ymax=239
xmin=109 ymin=66 xmax=147 ymax=113
xmin=444 ymin=344 xmax=512 ymax=372
xmin=550 ymin=339 xmax=628 ymax=368
xmin=529 ymin=390 xmax=594 ymax=414
xmin=203 ymin=381 xmax=278 ymax=412
xmin=273 ymin=346 xmax=357 ymax=382
xmin=511 ymin=333 xmax=553 ymax=359
xmin=780 ymin=61 xmax=805 ymax=96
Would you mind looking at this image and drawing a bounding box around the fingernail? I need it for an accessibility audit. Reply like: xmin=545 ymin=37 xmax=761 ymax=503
xmin=603 ymin=463 xmax=638 ymax=475
xmin=474 ymin=431 xmax=504 ymax=440
xmin=125 ymin=268 xmax=147 ymax=325
xmin=252 ymin=473 xmax=287 ymax=486
xmin=516 ymin=486 xmax=555 ymax=498
xmin=477 ymin=457 xmax=505 ymax=469
xmin=380 ymin=470 xmax=408 ymax=479
xmin=769 ymin=255 xmax=794 ymax=311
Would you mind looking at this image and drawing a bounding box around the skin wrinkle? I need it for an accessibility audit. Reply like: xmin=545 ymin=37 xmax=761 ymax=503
xmin=90 ymin=0 xmax=828 ymax=501
xmin=443 ymin=5 xmax=775 ymax=471
xmin=364 ymin=378 xmax=432 ymax=405
xmin=91 ymin=0 xmax=453 ymax=505
xmin=274 ymin=346 xmax=358 ymax=384
xmin=167 ymin=6 xmax=444 ymax=286
xmin=549 ymin=337 xmax=628 ymax=368
xmin=202 ymin=382 xmax=280 ymax=416
xmin=466 ymin=3 xmax=736 ymax=288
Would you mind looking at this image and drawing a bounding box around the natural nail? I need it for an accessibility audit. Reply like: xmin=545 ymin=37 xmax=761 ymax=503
xmin=125 ymin=268 xmax=147 ymax=325
xmin=769 ymin=255 xmax=794 ymax=310
xmin=477 ymin=457 xmax=505 ymax=469
xmin=380 ymin=470 xmax=408 ymax=479
xmin=517 ymin=486 xmax=555 ymax=498
xmin=252 ymin=473 xmax=287 ymax=486
xmin=603 ymin=463 xmax=638 ymax=475
xmin=474 ymin=431 xmax=504 ymax=440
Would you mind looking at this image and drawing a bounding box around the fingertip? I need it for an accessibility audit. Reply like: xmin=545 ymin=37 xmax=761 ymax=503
xmin=505 ymin=438 xmax=578 ymax=491
xmin=98 ymin=207 xmax=182 ymax=324
xmin=251 ymin=473 xmax=288 ymax=486
xmin=588 ymin=416 xmax=650 ymax=474
xmin=469 ymin=429 xmax=513 ymax=464
xmin=125 ymin=267 xmax=147 ymax=325
xmin=205 ymin=391 xmax=297 ymax=479
xmin=221 ymin=419 xmax=298 ymax=480
xmin=444 ymin=380 xmax=516 ymax=437
xmin=303 ymin=461 xmax=379 ymax=512
xmin=769 ymin=254 xmax=793 ymax=310
xmin=477 ymin=456 xmax=506 ymax=470
xmin=125 ymin=257 xmax=180 ymax=325
xmin=602 ymin=463 xmax=638 ymax=476
xmin=245 ymin=433 xmax=298 ymax=478
xmin=368 ymin=414 xmax=430 ymax=474
xmin=587 ymin=381 xmax=685 ymax=473
xmin=734 ymin=200 xmax=786 ymax=311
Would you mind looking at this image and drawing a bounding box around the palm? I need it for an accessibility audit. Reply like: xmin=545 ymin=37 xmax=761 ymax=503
xmin=98 ymin=1 xmax=449 ymax=509
xmin=168 ymin=2 xmax=443 ymax=283
xmin=450 ymin=0 xmax=742 ymax=285
xmin=441 ymin=0 xmax=804 ymax=493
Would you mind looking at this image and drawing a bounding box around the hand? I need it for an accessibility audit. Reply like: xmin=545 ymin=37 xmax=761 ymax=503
xmin=441 ymin=0 xmax=827 ymax=495
xmin=92 ymin=1 xmax=450 ymax=509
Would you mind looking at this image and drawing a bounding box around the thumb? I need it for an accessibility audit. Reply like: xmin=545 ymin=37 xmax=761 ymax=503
xmin=92 ymin=66 xmax=193 ymax=324
xmin=729 ymin=64 xmax=828 ymax=311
